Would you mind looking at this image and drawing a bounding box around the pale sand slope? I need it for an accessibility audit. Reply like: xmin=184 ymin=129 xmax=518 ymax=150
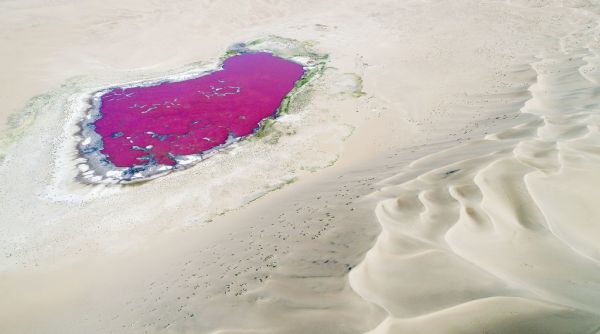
xmin=2 ymin=1 xmax=600 ymax=333
xmin=350 ymin=4 xmax=600 ymax=334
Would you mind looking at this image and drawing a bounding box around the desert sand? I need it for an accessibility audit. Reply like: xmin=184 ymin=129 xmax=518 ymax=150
xmin=2 ymin=0 xmax=600 ymax=333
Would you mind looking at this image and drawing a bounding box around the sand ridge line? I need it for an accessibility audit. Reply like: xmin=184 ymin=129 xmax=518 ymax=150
xmin=349 ymin=13 xmax=600 ymax=332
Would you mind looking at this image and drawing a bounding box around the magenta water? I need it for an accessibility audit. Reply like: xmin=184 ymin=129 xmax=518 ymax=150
xmin=92 ymin=52 xmax=305 ymax=168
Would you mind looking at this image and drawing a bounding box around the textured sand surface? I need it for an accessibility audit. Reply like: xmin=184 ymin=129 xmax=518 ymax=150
xmin=2 ymin=1 xmax=600 ymax=333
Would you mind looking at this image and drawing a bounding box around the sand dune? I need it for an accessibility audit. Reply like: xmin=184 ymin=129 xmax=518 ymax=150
xmin=2 ymin=0 xmax=600 ymax=333
xmin=350 ymin=14 xmax=600 ymax=333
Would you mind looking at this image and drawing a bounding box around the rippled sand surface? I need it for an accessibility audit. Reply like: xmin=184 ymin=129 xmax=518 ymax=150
xmin=2 ymin=1 xmax=600 ymax=333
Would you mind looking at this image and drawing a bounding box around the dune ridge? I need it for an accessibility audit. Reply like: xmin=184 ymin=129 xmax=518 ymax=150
xmin=349 ymin=6 xmax=600 ymax=333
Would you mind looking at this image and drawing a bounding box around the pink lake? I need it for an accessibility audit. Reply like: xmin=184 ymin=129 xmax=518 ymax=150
xmin=93 ymin=52 xmax=305 ymax=168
